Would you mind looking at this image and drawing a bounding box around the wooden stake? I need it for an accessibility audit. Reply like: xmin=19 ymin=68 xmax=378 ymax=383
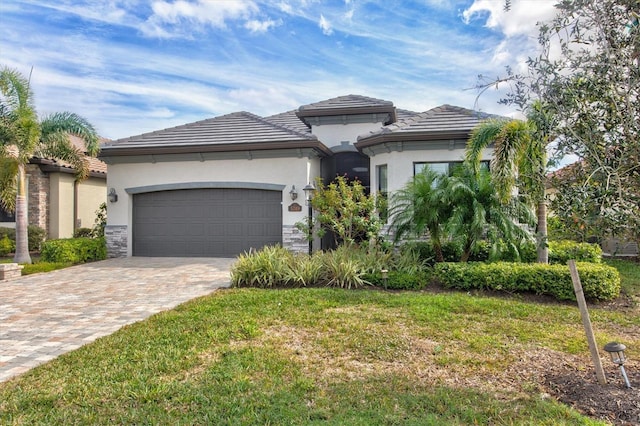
xmin=568 ymin=260 xmax=607 ymax=385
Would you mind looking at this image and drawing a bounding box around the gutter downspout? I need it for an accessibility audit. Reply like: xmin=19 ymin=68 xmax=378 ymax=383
xmin=73 ymin=180 xmax=78 ymax=235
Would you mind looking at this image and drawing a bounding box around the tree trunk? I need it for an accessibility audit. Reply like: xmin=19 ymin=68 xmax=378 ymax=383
xmin=432 ymin=238 xmax=445 ymax=263
xmin=13 ymin=164 xmax=32 ymax=264
xmin=536 ymin=200 xmax=548 ymax=264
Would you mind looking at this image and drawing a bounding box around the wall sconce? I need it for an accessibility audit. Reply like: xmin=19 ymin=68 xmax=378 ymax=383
xmin=108 ymin=188 xmax=118 ymax=203
xmin=289 ymin=185 xmax=298 ymax=201
xmin=604 ymin=342 xmax=631 ymax=388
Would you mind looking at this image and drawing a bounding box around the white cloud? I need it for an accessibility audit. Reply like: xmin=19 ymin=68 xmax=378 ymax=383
xmin=319 ymin=14 xmax=333 ymax=35
xmin=140 ymin=0 xmax=259 ymax=38
xmin=462 ymin=0 xmax=557 ymax=38
xmin=245 ymin=18 xmax=282 ymax=33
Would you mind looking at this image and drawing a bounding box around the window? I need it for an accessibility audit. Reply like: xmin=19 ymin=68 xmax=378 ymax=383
xmin=0 ymin=207 xmax=15 ymax=222
xmin=377 ymin=164 xmax=388 ymax=195
xmin=414 ymin=161 xmax=489 ymax=176
xmin=376 ymin=164 xmax=388 ymax=221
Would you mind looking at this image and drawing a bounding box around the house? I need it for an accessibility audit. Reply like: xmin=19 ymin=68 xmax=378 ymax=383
xmin=0 ymin=136 xmax=108 ymax=239
xmin=99 ymin=95 xmax=496 ymax=258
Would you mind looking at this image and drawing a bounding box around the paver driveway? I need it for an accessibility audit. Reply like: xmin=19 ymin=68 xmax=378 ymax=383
xmin=0 ymin=257 xmax=234 ymax=382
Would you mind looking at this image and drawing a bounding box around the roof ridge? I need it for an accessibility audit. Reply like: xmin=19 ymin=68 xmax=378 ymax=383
xmin=254 ymin=113 xmax=317 ymax=140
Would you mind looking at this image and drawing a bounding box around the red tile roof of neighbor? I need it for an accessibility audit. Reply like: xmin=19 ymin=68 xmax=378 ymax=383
xmin=27 ymin=135 xmax=109 ymax=176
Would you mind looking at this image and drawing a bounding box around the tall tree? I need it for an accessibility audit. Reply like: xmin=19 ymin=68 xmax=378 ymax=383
xmin=0 ymin=67 xmax=99 ymax=263
xmin=466 ymin=101 xmax=553 ymax=263
xmin=483 ymin=0 xmax=640 ymax=246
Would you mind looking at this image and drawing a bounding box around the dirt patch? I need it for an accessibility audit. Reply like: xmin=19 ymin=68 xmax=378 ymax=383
xmin=543 ymin=362 xmax=640 ymax=425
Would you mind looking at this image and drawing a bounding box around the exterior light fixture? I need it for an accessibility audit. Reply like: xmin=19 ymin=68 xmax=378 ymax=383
xmin=302 ymin=182 xmax=316 ymax=255
xmin=289 ymin=185 xmax=298 ymax=201
xmin=604 ymin=342 xmax=631 ymax=388
xmin=381 ymin=269 xmax=389 ymax=289
xmin=108 ymin=188 xmax=118 ymax=203
xmin=303 ymin=182 xmax=316 ymax=206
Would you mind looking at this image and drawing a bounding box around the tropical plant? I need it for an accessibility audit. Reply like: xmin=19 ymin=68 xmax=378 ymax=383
xmin=466 ymin=101 xmax=553 ymax=263
xmin=388 ymin=168 xmax=449 ymax=262
xmin=0 ymin=66 xmax=99 ymax=263
xmin=445 ymin=166 xmax=535 ymax=262
xmin=297 ymin=175 xmax=383 ymax=247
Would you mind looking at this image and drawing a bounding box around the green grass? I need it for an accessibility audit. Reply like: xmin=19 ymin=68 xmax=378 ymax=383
xmin=3 ymin=284 xmax=637 ymax=425
xmin=1 ymin=256 xmax=72 ymax=275
xmin=604 ymin=258 xmax=640 ymax=299
xmin=1 ymin=259 xmax=637 ymax=424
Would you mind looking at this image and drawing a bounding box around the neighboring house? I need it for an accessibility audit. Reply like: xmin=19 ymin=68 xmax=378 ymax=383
xmin=546 ymin=162 xmax=639 ymax=257
xmin=99 ymin=95 xmax=496 ymax=258
xmin=0 ymin=136 xmax=108 ymax=239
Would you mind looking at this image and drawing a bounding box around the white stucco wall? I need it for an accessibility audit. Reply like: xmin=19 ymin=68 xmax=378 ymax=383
xmin=106 ymin=155 xmax=321 ymax=256
xmin=368 ymin=147 xmax=494 ymax=195
xmin=311 ymin=121 xmax=385 ymax=149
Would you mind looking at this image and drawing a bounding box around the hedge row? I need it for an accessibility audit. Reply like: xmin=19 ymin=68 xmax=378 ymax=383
xmin=0 ymin=226 xmax=47 ymax=253
xmin=403 ymin=239 xmax=602 ymax=264
xmin=41 ymin=237 xmax=107 ymax=263
xmin=433 ymin=261 xmax=620 ymax=301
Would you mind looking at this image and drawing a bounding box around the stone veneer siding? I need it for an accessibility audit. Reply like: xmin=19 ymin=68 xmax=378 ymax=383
xmin=105 ymin=225 xmax=128 ymax=258
xmin=282 ymin=225 xmax=308 ymax=254
xmin=26 ymin=164 xmax=49 ymax=233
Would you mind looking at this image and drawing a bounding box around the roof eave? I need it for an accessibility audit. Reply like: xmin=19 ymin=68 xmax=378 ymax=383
xmin=355 ymin=130 xmax=472 ymax=150
xmin=99 ymin=140 xmax=332 ymax=158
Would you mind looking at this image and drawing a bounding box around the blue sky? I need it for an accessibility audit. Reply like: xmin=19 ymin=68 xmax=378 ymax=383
xmin=0 ymin=0 xmax=558 ymax=140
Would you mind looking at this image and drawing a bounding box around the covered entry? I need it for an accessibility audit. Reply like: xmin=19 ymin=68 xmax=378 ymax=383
xmin=132 ymin=188 xmax=282 ymax=257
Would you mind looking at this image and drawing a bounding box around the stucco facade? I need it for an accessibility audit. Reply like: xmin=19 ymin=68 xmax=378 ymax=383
xmin=101 ymin=95 xmax=502 ymax=258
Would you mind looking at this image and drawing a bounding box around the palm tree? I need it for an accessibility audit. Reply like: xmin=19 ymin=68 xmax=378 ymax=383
xmin=445 ymin=166 xmax=535 ymax=262
xmin=0 ymin=67 xmax=99 ymax=263
xmin=388 ymin=168 xmax=450 ymax=262
xmin=466 ymin=102 xmax=553 ymax=263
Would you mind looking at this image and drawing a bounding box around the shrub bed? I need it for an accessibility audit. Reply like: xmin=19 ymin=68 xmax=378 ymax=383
xmin=433 ymin=261 xmax=620 ymax=301
xmin=401 ymin=239 xmax=603 ymax=265
xmin=41 ymin=237 xmax=107 ymax=264
xmin=231 ymin=245 xmax=429 ymax=290
xmin=0 ymin=225 xmax=46 ymax=252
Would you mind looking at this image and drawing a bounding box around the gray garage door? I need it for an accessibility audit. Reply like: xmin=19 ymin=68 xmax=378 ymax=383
xmin=133 ymin=188 xmax=282 ymax=257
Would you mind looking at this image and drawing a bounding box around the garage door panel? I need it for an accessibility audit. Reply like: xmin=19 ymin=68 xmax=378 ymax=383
xmin=133 ymin=188 xmax=282 ymax=257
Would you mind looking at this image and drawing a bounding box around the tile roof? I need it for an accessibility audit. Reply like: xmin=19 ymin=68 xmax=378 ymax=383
xmin=263 ymin=110 xmax=311 ymax=134
xmin=100 ymin=111 xmax=329 ymax=157
xmin=296 ymin=94 xmax=398 ymax=126
xmin=355 ymin=104 xmax=501 ymax=148
xmin=17 ymin=135 xmax=108 ymax=175
xmin=297 ymin=94 xmax=394 ymax=113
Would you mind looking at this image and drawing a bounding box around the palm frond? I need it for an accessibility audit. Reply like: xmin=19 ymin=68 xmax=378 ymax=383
xmin=37 ymin=131 xmax=90 ymax=180
xmin=40 ymin=112 xmax=100 ymax=156
xmin=465 ymin=119 xmax=508 ymax=172
xmin=0 ymin=67 xmax=36 ymax=112
xmin=0 ymin=156 xmax=18 ymax=211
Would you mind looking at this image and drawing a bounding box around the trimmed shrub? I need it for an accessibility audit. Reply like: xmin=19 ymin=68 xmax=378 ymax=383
xmin=28 ymin=225 xmax=46 ymax=252
xmin=0 ymin=235 xmax=15 ymax=256
xmin=0 ymin=225 xmax=46 ymax=252
xmin=41 ymin=237 xmax=107 ymax=264
xmin=433 ymin=261 xmax=620 ymax=301
xmin=548 ymin=240 xmax=602 ymax=264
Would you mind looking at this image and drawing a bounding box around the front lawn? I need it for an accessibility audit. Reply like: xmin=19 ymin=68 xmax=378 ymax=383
xmin=1 ymin=283 xmax=638 ymax=425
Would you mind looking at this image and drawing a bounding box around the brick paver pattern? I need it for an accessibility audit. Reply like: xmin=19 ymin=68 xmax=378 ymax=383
xmin=0 ymin=257 xmax=233 ymax=382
